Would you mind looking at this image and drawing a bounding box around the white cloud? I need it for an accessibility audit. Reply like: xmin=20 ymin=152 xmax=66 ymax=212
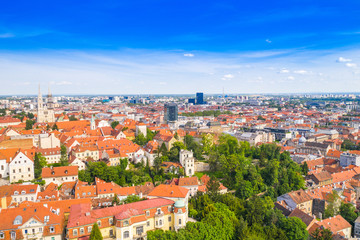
xmin=221 ymin=74 xmax=234 ymax=81
xmin=265 ymin=39 xmax=272 ymax=43
xmin=293 ymin=70 xmax=307 ymax=75
xmin=184 ymin=53 xmax=194 ymax=57
xmin=279 ymin=68 xmax=289 ymax=73
xmin=346 ymin=63 xmax=357 ymax=68
xmin=337 ymin=57 xmax=352 ymax=62
xmin=0 ymin=33 xmax=15 ymax=38
xmin=287 ymin=76 xmax=295 ymax=80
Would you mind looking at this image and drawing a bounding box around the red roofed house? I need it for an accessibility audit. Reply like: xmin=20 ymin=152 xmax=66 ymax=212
xmin=42 ymin=166 xmax=79 ymax=186
xmin=170 ymin=176 xmax=199 ymax=197
xmin=148 ymin=184 xmax=189 ymax=211
xmin=67 ymin=198 xmax=187 ymax=240
xmin=309 ymin=215 xmax=352 ymax=239
xmin=0 ymin=201 xmax=64 ymax=240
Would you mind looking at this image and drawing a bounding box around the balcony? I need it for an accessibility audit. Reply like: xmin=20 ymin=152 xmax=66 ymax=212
xmin=155 ymin=212 xmax=164 ymax=218
xmin=133 ymin=232 xmax=146 ymax=239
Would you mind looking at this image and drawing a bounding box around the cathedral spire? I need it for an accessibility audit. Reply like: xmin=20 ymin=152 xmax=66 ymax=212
xmin=38 ymin=84 xmax=43 ymax=109
xmin=48 ymin=83 xmax=52 ymax=97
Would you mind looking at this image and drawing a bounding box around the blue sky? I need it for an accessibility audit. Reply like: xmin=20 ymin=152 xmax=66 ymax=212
xmin=1 ymin=0 xmax=360 ymax=94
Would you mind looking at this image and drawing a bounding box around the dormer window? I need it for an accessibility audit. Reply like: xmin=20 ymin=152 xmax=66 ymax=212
xmin=123 ymin=220 xmax=129 ymax=226
xmin=157 ymin=208 xmax=161 ymax=214
xmin=14 ymin=191 xmax=19 ymax=195
xmin=44 ymin=216 xmax=49 ymax=222
xmin=13 ymin=216 xmax=22 ymax=225
xmin=21 ymin=190 xmax=26 ymax=195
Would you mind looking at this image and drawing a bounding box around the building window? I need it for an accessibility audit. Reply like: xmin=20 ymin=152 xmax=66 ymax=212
xmin=124 ymin=231 xmax=129 ymax=238
xmin=39 ymin=228 xmax=42 ymax=232
xmin=0 ymin=232 xmax=3 ymax=239
xmin=80 ymin=228 xmax=84 ymax=235
xmin=25 ymin=230 xmax=28 ymax=234
xmin=11 ymin=232 xmax=16 ymax=239
xmin=73 ymin=229 xmax=78 ymax=236
xmin=97 ymin=221 xmax=101 ymax=226
xmin=136 ymin=226 xmax=144 ymax=236
xmin=169 ymin=227 xmax=172 ymax=230
xmin=159 ymin=220 xmax=162 ymax=226
xmin=157 ymin=208 xmax=161 ymax=214
xmin=88 ymin=226 xmax=92 ymax=233
xmin=179 ymin=219 xmax=182 ymax=225
xmin=123 ymin=220 xmax=129 ymax=226
xmin=50 ymin=226 xmax=55 ymax=233
xmin=146 ymin=210 xmax=150 ymax=216
xmin=168 ymin=216 xmax=171 ymax=222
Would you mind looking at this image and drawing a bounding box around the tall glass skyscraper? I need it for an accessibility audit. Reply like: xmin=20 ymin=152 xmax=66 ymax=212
xmin=196 ymin=92 xmax=204 ymax=105
xmin=164 ymin=103 xmax=178 ymax=122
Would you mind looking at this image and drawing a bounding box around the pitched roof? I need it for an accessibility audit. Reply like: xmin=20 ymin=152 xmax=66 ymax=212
xmin=148 ymin=184 xmax=189 ymax=198
xmin=42 ymin=166 xmax=78 ymax=178
xmin=178 ymin=177 xmax=199 ymax=186
xmin=288 ymin=208 xmax=315 ymax=227
xmin=310 ymin=171 xmax=332 ymax=182
xmin=67 ymin=198 xmax=174 ymax=228
xmin=288 ymin=189 xmax=313 ymax=204
xmin=315 ymin=215 xmax=352 ymax=234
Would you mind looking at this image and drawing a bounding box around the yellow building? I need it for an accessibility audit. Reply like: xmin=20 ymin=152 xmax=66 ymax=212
xmin=67 ymin=198 xmax=187 ymax=240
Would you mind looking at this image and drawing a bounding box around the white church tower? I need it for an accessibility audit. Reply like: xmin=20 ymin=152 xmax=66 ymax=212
xmin=179 ymin=149 xmax=195 ymax=176
xmin=37 ymin=84 xmax=55 ymax=123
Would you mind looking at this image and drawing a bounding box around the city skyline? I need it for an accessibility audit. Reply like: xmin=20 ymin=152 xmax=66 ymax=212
xmin=1 ymin=1 xmax=360 ymax=94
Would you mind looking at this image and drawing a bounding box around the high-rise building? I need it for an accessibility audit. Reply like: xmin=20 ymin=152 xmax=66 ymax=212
xmin=196 ymin=92 xmax=204 ymax=105
xmin=164 ymin=103 xmax=178 ymax=122
xmin=188 ymin=98 xmax=196 ymax=105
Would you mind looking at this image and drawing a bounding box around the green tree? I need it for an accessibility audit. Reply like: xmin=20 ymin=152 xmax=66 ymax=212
xmin=235 ymin=180 xmax=254 ymax=200
xmin=25 ymin=119 xmax=35 ymax=130
xmin=324 ymin=191 xmax=340 ymax=218
xmin=68 ymin=115 xmax=77 ymax=121
xmin=278 ymin=217 xmax=308 ymax=240
xmin=202 ymin=134 xmax=214 ymax=154
xmin=112 ymin=194 xmax=120 ymax=205
xmin=34 ymin=153 xmax=47 ymax=179
xmin=89 ymin=223 xmax=103 ymax=240
xmin=206 ymin=175 xmax=220 ymax=200
xmin=111 ymin=121 xmax=119 ymax=129
xmin=339 ymin=202 xmax=358 ymax=226
xmin=27 ymin=112 xmax=34 ymax=119
xmin=60 ymin=145 xmax=69 ymax=166
xmin=122 ymin=195 xmax=143 ymax=204
xmin=134 ymin=133 xmax=147 ymax=146
xmin=52 ymin=123 xmax=58 ymax=130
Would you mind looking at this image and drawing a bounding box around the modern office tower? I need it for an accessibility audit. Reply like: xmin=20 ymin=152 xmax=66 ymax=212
xmin=188 ymin=98 xmax=196 ymax=104
xmin=164 ymin=103 xmax=178 ymax=122
xmin=196 ymin=92 xmax=204 ymax=105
